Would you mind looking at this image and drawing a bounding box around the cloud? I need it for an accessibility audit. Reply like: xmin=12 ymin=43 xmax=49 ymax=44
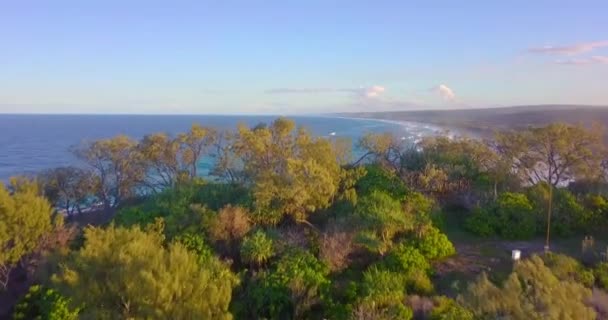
xmin=265 ymin=85 xmax=386 ymax=99
xmin=432 ymin=84 xmax=456 ymax=101
xmin=363 ymin=85 xmax=385 ymax=98
xmin=555 ymin=55 xmax=608 ymax=65
xmin=528 ymin=40 xmax=608 ymax=55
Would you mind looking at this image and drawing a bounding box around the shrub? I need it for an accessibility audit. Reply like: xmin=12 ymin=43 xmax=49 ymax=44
xmin=383 ymin=243 xmax=431 ymax=274
xmin=429 ymin=296 xmax=473 ymax=320
xmin=464 ymin=207 xmax=496 ymax=237
xmin=410 ymin=226 xmax=455 ymax=260
xmin=356 ymin=164 xmax=408 ymax=200
xmin=354 ymin=266 xmax=413 ymax=320
xmin=495 ymin=192 xmax=536 ymax=239
xmin=596 ymin=263 xmax=608 ymax=289
xmin=13 ymin=285 xmax=80 ymax=320
xmin=405 ymin=270 xmax=434 ymax=295
xmin=543 ymin=253 xmax=595 ymax=287
xmin=319 ymin=226 xmax=354 ymax=272
xmin=248 ymin=250 xmax=330 ymax=319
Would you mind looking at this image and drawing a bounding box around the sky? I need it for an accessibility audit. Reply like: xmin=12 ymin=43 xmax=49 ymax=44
xmin=1 ymin=0 xmax=607 ymax=114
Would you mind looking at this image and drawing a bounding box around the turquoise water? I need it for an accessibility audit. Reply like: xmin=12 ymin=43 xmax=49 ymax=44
xmin=0 ymin=114 xmax=442 ymax=180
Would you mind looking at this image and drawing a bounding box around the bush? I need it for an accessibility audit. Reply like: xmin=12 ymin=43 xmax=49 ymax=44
xmin=383 ymin=243 xmax=431 ymax=274
xmin=596 ymin=263 xmax=608 ymax=289
xmin=410 ymin=226 xmax=455 ymax=260
xmin=356 ymin=164 xmax=408 ymax=200
xmin=495 ymin=192 xmax=536 ymax=239
xmin=543 ymin=253 xmax=595 ymax=287
xmin=354 ymin=266 xmax=413 ymax=320
xmin=405 ymin=270 xmax=434 ymax=295
xmin=248 ymin=250 xmax=330 ymax=319
xmin=13 ymin=285 xmax=80 ymax=320
xmin=464 ymin=207 xmax=496 ymax=237
xmin=429 ymin=296 xmax=473 ymax=320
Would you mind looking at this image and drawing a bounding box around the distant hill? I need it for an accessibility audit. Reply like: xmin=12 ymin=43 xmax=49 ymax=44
xmin=339 ymin=105 xmax=608 ymax=138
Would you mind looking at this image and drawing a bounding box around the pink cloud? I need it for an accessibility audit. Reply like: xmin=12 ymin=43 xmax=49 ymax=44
xmin=529 ymin=40 xmax=608 ymax=55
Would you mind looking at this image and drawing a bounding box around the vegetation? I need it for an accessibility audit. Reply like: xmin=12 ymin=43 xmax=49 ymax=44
xmin=4 ymin=118 xmax=608 ymax=319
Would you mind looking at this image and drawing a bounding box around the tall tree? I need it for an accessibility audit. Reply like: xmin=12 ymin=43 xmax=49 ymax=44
xmin=39 ymin=166 xmax=98 ymax=215
xmin=233 ymin=118 xmax=344 ymax=224
xmin=137 ymin=132 xmax=183 ymax=191
xmin=73 ymin=135 xmax=144 ymax=209
xmin=178 ymin=124 xmax=217 ymax=178
xmin=496 ymin=123 xmax=604 ymax=250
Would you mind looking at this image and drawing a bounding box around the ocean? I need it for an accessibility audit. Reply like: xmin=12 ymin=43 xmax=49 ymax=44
xmin=0 ymin=114 xmax=442 ymax=181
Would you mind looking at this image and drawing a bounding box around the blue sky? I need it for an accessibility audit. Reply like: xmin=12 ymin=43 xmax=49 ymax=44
xmin=1 ymin=1 xmax=607 ymax=114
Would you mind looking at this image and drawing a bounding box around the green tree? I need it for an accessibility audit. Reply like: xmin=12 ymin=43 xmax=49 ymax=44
xmin=353 ymin=266 xmax=413 ymax=320
xmin=497 ymin=123 xmax=605 ymax=250
xmin=495 ymin=192 xmax=536 ymax=239
xmin=240 ymin=229 xmax=275 ymax=266
xmin=248 ymin=249 xmax=330 ymax=319
xmin=13 ymin=285 xmax=80 ymax=320
xmin=233 ymin=118 xmax=344 ymax=224
xmin=0 ymin=180 xmax=53 ymax=290
xmin=52 ymin=225 xmax=238 ymax=319
xmin=354 ymin=191 xmax=412 ymax=254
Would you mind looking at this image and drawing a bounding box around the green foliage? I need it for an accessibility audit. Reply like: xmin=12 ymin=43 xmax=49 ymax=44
xmin=528 ymin=184 xmax=593 ymax=236
xmin=172 ymin=232 xmax=215 ymax=264
xmin=464 ymin=206 xmax=496 ymax=237
xmin=405 ymin=269 xmax=434 ymax=295
xmin=234 ymin=118 xmax=344 ymax=223
xmin=13 ymin=285 xmax=80 ymax=320
xmin=382 ymin=243 xmax=431 ymax=274
xmin=240 ymin=229 xmax=275 ymax=266
xmin=0 ymin=180 xmax=53 ymax=289
xmin=465 ymin=192 xmax=536 ymax=239
xmin=409 ymin=226 xmax=455 ymax=260
xmin=247 ymin=249 xmax=330 ymax=319
xmin=459 ymin=255 xmax=596 ymax=320
xmin=356 ymin=164 xmax=408 ymax=199
xmin=353 ymin=266 xmax=413 ymax=320
xmin=595 ymin=262 xmax=608 ymax=289
xmin=542 ymin=253 xmax=595 ymax=287
xmin=495 ymin=192 xmax=536 ymax=239
xmin=355 ymin=191 xmax=412 ymax=252
xmin=429 ymin=296 xmax=473 ymax=320
xmin=51 ymin=225 xmax=239 ymax=319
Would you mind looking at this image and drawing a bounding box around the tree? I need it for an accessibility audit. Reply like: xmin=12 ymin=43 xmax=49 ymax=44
xmin=354 ymin=266 xmax=413 ymax=320
xmin=51 ymin=225 xmax=238 ymax=319
xmin=178 ymin=123 xmax=217 ymax=178
xmin=13 ymin=285 xmax=81 ymax=320
xmin=39 ymin=166 xmax=97 ymax=215
xmin=233 ymin=118 xmax=344 ymax=224
xmin=240 ymin=229 xmax=275 ymax=266
xmin=207 ymin=205 xmax=252 ymax=256
xmin=0 ymin=180 xmax=53 ymax=290
xmin=355 ymin=191 xmax=412 ymax=254
xmin=137 ymin=132 xmax=184 ymax=191
xmin=248 ymin=249 xmax=330 ymax=319
xmin=73 ymin=135 xmax=144 ymax=209
xmin=497 ymin=123 xmax=604 ymax=250
xmin=459 ymin=255 xmax=596 ymax=320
